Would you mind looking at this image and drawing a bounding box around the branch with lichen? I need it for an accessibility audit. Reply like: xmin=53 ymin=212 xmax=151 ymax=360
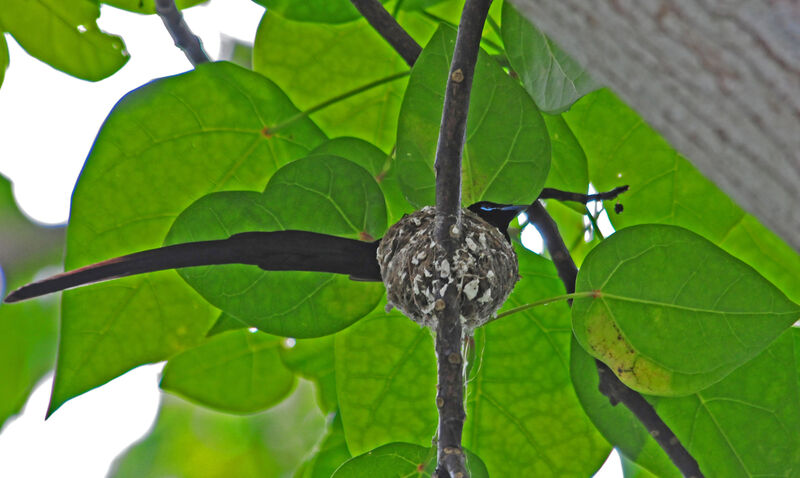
xmin=430 ymin=1 xmax=492 ymax=477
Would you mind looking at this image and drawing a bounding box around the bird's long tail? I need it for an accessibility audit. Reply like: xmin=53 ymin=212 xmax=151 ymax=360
xmin=4 ymin=231 xmax=381 ymax=303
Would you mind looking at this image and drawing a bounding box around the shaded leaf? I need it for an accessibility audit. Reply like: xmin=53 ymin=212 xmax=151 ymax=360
xmin=52 ymin=61 xmax=326 ymax=415
xmin=206 ymin=312 xmax=248 ymax=337
xmin=0 ymin=0 xmax=128 ymax=81
xmin=332 ymin=442 xmax=489 ymax=478
xmin=280 ymin=336 xmax=338 ymax=413
xmin=254 ymin=11 xmax=408 ymax=150
xmin=564 ymin=89 xmax=800 ymax=303
xmin=166 ymin=155 xmax=386 ymax=338
xmin=296 ymin=412 xmax=351 ymax=478
xmin=464 ymin=249 xmax=609 ymax=476
xmin=542 ymin=113 xmax=588 ymax=193
xmin=573 ymin=224 xmax=800 ymax=395
xmin=335 ymin=304 xmax=437 ymax=455
xmin=161 ymin=329 xmax=296 ymax=413
xmin=501 ymin=3 xmax=599 ymax=113
xmin=397 ymin=26 xmax=550 ymax=207
xmin=109 ymin=382 xmax=325 ymax=478
xmin=0 ymin=34 xmax=7 ymax=88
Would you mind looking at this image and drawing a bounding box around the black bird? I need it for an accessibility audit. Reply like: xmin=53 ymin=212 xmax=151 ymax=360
xmin=3 ymin=202 xmax=528 ymax=303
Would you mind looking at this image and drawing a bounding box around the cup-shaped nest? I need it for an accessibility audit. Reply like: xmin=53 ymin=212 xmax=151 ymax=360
xmin=377 ymin=206 xmax=519 ymax=331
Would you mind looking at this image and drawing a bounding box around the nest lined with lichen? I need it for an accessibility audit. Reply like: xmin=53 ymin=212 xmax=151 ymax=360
xmin=377 ymin=206 xmax=519 ymax=331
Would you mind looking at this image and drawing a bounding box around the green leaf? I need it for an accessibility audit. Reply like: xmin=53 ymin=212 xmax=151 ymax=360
xmin=109 ymin=382 xmax=326 ymax=478
xmin=161 ymin=329 xmax=296 ymax=413
xmin=0 ymin=0 xmax=128 ymax=81
xmin=309 ymin=137 xmax=414 ymax=223
xmin=659 ymin=329 xmax=800 ymax=477
xmin=280 ymin=336 xmax=338 ymax=413
xmin=332 ymin=442 xmax=489 ymax=478
xmin=52 ymin=61 xmax=326 ymax=415
xmin=621 ymin=454 xmax=662 ymax=478
xmin=254 ymin=11 xmax=409 ymax=151
xmin=542 ymin=113 xmax=588 ymax=193
xmin=501 ymin=3 xmax=599 ymax=114
xmin=572 ymin=224 xmax=800 ymax=395
xmin=206 ymin=312 xmax=249 ymax=337
xmin=397 ymin=26 xmax=550 ymax=207
xmin=335 ymin=305 xmax=437 ymax=455
xmin=564 ymin=89 xmax=800 ymax=304
xmin=0 ymin=34 xmax=8 ymax=88
xmin=166 ymin=155 xmax=386 ymax=338
xmin=101 ymin=0 xmax=205 ymax=14
xmin=570 ymin=340 xmax=680 ymax=478
xmin=296 ymin=412 xmax=351 ymax=478
xmin=252 ymin=0 xmax=388 ymax=24
xmin=465 ymin=249 xmax=610 ymax=476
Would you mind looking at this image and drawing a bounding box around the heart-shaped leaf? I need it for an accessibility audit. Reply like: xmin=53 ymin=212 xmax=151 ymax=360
xmin=397 ymin=25 xmax=550 ymax=207
xmin=161 ymin=329 xmax=296 ymax=413
xmin=166 ymin=155 xmax=386 ymax=338
xmin=572 ymin=224 xmax=800 ymax=395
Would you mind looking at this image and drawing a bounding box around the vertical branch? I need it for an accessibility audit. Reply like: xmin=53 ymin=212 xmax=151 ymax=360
xmin=155 ymin=0 xmax=210 ymax=66
xmin=350 ymin=0 xmax=422 ymax=66
xmin=432 ymin=1 xmax=492 ymax=477
xmin=527 ymin=201 xmax=704 ymax=478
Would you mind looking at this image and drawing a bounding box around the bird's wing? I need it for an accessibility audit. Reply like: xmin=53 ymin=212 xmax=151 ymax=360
xmin=4 ymin=231 xmax=381 ymax=303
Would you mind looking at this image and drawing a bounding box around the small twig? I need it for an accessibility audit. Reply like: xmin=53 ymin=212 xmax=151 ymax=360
xmin=350 ymin=0 xmax=422 ymax=67
xmin=526 ymin=201 xmax=704 ymax=478
xmin=538 ymin=185 xmax=629 ymax=204
xmin=155 ymin=0 xmax=210 ymax=66
xmin=431 ymin=1 xmax=492 ymax=477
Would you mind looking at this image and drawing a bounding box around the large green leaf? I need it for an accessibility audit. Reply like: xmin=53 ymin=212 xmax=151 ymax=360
xmin=109 ymin=383 xmax=325 ymax=478
xmin=102 ymin=0 xmax=205 ymax=14
xmin=309 ymin=137 xmax=414 ymax=223
xmin=397 ymin=26 xmax=550 ymax=207
xmin=296 ymin=412 xmax=351 ymax=478
xmin=52 ymin=61 xmax=326 ymax=415
xmin=564 ymin=89 xmax=800 ymax=303
xmin=572 ymin=224 xmax=800 ymax=395
xmin=335 ymin=305 xmax=437 ymax=455
xmin=254 ymin=11 xmax=409 ymax=151
xmin=166 ymin=155 xmax=386 ymax=338
xmin=331 ymin=442 xmax=489 ymax=478
xmin=252 ymin=0 xmax=388 ymax=24
xmin=161 ymin=329 xmax=296 ymax=413
xmin=464 ymin=249 xmax=609 ymax=476
xmin=501 ymin=3 xmax=599 ymax=114
xmin=542 ymin=113 xmax=588 ymax=193
xmin=0 ymin=34 xmax=8 ymax=88
xmin=0 ymin=0 xmax=128 ymax=81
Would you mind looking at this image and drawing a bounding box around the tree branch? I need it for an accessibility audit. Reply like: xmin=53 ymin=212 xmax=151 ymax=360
xmin=526 ymin=200 xmax=704 ymax=478
xmin=431 ymin=1 xmax=492 ymax=477
xmin=155 ymin=0 xmax=210 ymax=66
xmin=350 ymin=0 xmax=422 ymax=67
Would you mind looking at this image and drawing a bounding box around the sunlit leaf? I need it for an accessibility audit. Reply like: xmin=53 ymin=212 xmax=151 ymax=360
xmin=397 ymin=26 xmax=550 ymax=207
xmin=465 ymin=249 xmax=609 ymax=476
xmin=161 ymin=329 xmax=296 ymax=413
xmin=101 ymin=0 xmax=205 ymax=14
xmin=501 ymin=3 xmax=599 ymax=114
xmin=254 ymin=11 xmax=408 ymax=150
xmin=52 ymin=61 xmax=326 ymax=415
xmin=573 ymin=224 xmax=800 ymax=395
xmin=0 ymin=34 xmax=8 ymax=88
xmin=564 ymin=89 xmax=800 ymax=303
xmin=296 ymin=412 xmax=351 ymax=478
xmin=252 ymin=0 xmax=388 ymax=24
xmin=109 ymin=383 xmax=325 ymax=478
xmin=309 ymin=137 xmax=413 ymax=223
xmin=166 ymin=155 xmax=386 ymax=338
xmin=332 ymin=442 xmax=489 ymax=478
xmin=335 ymin=305 xmax=437 ymax=455
xmin=0 ymin=0 xmax=128 ymax=81
xmin=280 ymin=335 xmax=338 ymax=413
xmin=542 ymin=113 xmax=588 ymax=193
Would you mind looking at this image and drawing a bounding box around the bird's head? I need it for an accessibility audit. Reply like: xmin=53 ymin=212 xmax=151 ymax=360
xmin=467 ymin=201 xmax=528 ymax=241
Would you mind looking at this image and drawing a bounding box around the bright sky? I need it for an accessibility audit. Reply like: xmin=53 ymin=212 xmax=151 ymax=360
xmin=0 ymin=2 xmax=622 ymax=476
